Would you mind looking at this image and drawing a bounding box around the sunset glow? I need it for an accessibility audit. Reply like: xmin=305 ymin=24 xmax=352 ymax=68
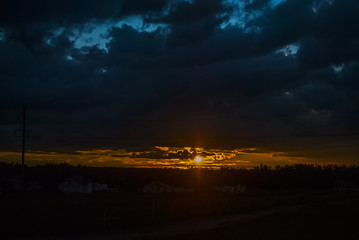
xmin=0 ymin=146 xmax=337 ymax=169
xmin=0 ymin=0 xmax=358 ymax=169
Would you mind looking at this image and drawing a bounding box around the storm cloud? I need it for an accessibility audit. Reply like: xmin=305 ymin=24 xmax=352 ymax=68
xmin=1 ymin=0 xmax=359 ymax=166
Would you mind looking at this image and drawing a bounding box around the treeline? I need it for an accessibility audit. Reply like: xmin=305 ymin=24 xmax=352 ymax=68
xmin=1 ymin=162 xmax=359 ymax=192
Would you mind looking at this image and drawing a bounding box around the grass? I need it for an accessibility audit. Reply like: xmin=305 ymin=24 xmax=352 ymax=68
xmin=158 ymin=197 xmax=359 ymax=240
xmin=1 ymin=190 xmax=358 ymax=238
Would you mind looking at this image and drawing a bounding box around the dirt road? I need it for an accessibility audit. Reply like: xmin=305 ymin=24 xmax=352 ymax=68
xmin=12 ymin=205 xmax=302 ymax=240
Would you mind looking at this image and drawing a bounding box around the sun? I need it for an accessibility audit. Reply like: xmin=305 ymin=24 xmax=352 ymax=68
xmin=195 ymin=156 xmax=202 ymax=163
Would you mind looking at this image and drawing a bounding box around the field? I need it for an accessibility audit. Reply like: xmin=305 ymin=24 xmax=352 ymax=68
xmin=166 ymin=197 xmax=359 ymax=240
xmin=1 ymin=164 xmax=359 ymax=239
xmin=2 ymin=190 xmax=359 ymax=239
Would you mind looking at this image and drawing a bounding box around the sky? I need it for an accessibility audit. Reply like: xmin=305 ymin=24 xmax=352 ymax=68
xmin=1 ymin=0 xmax=359 ymax=168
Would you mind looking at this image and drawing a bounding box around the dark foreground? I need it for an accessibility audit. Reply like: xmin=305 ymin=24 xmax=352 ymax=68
xmin=165 ymin=197 xmax=359 ymax=240
xmin=2 ymin=191 xmax=359 ymax=240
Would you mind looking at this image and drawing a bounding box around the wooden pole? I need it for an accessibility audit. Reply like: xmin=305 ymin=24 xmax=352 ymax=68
xmin=21 ymin=105 xmax=26 ymax=179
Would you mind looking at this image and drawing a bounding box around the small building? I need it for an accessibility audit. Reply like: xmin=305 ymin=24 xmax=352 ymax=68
xmin=26 ymin=180 xmax=43 ymax=192
xmin=172 ymin=186 xmax=195 ymax=192
xmin=1 ymin=175 xmax=43 ymax=192
xmin=59 ymin=176 xmax=108 ymax=193
xmin=235 ymin=184 xmax=246 ymax=194
xmin=333 ymin=180 xmax=355 ymax=192
xmin=93 ymin=182 xmax=108 ymax=192
xmin=143 ymin=181 xmax=173 ymax=193
xmin=212 ymin=184 xmax=246 ymax=194
xmin=1 ymin=175 xmax=23 ymax=192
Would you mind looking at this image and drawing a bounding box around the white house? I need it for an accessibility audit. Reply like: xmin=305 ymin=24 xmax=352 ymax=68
xmin=143 ymin=181 xmax=173 ymax=193
xmin=59 ymin=176 xmax=108 ymax=193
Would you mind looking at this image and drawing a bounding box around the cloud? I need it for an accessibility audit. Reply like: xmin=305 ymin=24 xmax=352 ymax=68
xmin=0 ymin=0 xmax=169 ymax=25
xmin=0 ymin=0 xmax=359 ymax=166
xmin=0 ymin=146 xmax=304 ymax=168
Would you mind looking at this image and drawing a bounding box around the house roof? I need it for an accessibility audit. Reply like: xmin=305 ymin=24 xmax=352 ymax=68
xmin=66 ymin=176 xmax=91 ymax=185
xmin=144 ymin=181 xmax=171 ymax=188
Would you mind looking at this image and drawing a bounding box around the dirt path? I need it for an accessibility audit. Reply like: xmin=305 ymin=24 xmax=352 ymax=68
xmin=120 ymin=205 xmax=302 ymax=240
xmin=12 ymin=204 xmax=302 ymax=240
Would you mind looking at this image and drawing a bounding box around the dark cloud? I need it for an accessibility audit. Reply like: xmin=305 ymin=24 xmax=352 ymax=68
xmin=245 ymin=0 xmax=270 ymax=11
xmin=0 ymin=0 xmax=169 ymax=25
xmin=130 ymin=148 xmax=195 ymax=160
xmin=161 ymin=0 xmax=231 ymax=47
xmin=0 ymin=0 xmax=170 ymax=54
xmin=297 ymin=37 xmax=359 ymax=69
xmin=1 ymin=0 xmax=359 ymax=165
xmin=120 ymin=0 xmax=169 ymax=15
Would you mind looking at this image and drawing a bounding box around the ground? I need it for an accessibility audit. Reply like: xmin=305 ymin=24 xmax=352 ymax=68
xmin=2 ymin=191 xmax=359 ymax=239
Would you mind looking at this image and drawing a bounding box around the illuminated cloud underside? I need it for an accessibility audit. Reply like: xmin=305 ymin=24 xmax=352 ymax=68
xmin=0 ymin=146 xmax=308 ymax=168
xmin=45 ymin=16 xmax=169 ymax=53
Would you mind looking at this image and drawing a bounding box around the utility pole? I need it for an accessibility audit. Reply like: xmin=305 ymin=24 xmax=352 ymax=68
xmin=14 ymin=105 xmax=28 ymax=190
xmin=21 ymin=105 xmax=26 ymax=168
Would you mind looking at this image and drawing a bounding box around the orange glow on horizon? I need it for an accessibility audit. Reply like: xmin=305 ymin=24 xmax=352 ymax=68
xmin=0 ymin=146 xmax=329 ymax=168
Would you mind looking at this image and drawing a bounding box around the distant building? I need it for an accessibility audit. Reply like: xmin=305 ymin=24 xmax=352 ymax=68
xmin=143 ymin=181 xmax=173 ymax=193
xmin=333 ymin=180 xmax=356 ymax=192
xmin=172 ymin=186 xmax=195 ymax=192
xmin=26 ymin=180 xmax=42 ymax=192
xmin=212 ymin=184 xmax=246 ymax=194
xmin=1 ymin=175 xmax=23 ymax=192
xmin=1 ymin=175 xmax=43 ymax=192
xmin=92 ymin=182 xmax=108 ymax=192
xmin=59 ymin=176 xmax=108 ymax=193
xmin=235 ymin=184 xmax=246 ymax=193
